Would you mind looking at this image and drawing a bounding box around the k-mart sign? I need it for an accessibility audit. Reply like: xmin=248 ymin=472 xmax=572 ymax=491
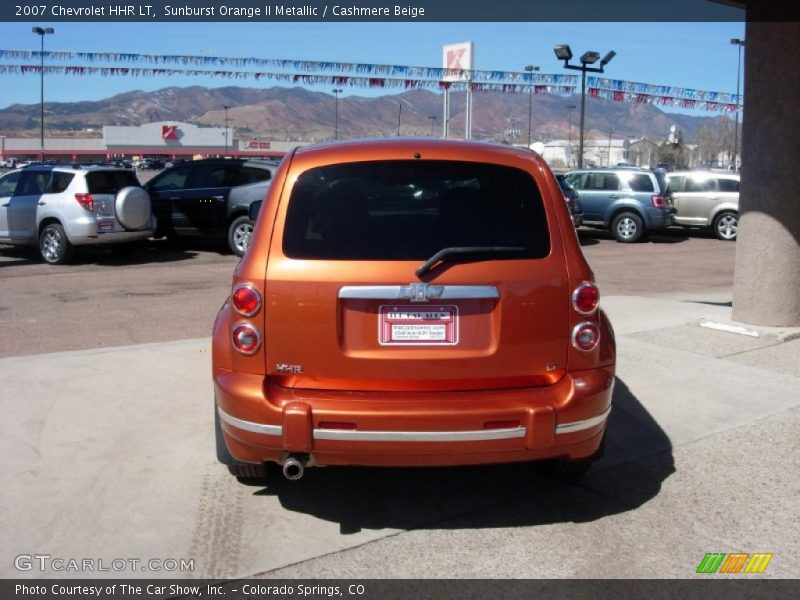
xmin=442 ymin=42 xmax=474 ymax=82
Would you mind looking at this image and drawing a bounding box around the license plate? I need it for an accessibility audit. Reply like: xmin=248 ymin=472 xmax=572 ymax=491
xmin=379 ymin=305 xmax=458 ymax=345
xmin=97 ymin=220 xmax=114 ymax=233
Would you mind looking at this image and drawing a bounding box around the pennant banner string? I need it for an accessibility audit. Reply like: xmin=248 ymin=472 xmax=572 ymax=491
xmin=0 ymin=49 xmax=577 ymax=86
xmin=0 ymin=64 xmax=578 ymax=95
xmin=0 ymin=48 xmax=742 ymax=112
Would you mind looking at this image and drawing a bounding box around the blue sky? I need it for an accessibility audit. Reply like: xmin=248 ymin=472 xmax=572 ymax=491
xmin=0 ymin=21 xmax=745 ymax=114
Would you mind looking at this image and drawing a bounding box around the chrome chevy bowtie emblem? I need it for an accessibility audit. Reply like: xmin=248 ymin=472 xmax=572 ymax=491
xmin=402 ymin=283 xmax=444 ymax=303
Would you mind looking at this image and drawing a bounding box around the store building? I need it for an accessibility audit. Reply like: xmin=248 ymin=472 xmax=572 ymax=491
xmin=1 ymin=121 xmax=308 ymax=163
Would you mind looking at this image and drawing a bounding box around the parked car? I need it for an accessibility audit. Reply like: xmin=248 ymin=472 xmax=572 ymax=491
xmin=563 ymin=167 xmax=674 ymax=242
xmin=0 ymin=164 xmax=155 ymax=264
xmin=136 ymin=158 xmax=165 ymax=170
xmin=556 ymin=173 xmax=583 ymax=227
xmin=1 ymin=158 xmax=18 ymax=169
xmin=146 ymin=158 xmax=277 ymax=256
xmin=213 ymin=139 xmax=616 ymax=483
xmin=666 ymin=171 xmax=739 ymax=241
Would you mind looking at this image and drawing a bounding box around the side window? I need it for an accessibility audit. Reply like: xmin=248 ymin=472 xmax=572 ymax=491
xmin=150 ymin=166 xmax=192 ymax=191
xmin=564 ymin=173 xmax=586 ymax=189
xmin=46 ymin=172 xmax=75 ymax=194
xmin=716 ymin=178 xmax=740 ymax=192
xmin=0 ymin=171 xmax=22 ymax=197
xmin=195 ymin=165 xmax=240 ymax=188
xmin=16 ymin=171 xmax=50 ymax=196
xmin=627 ymin=174 xmax=655 ymax=192
xmin=236 ymin=166 xmax=272 ymax=185
xmin=666 ymin=176 xmax=684 ymax=193
xmin=685 ymin=177 xmax=716 ymax=192
xmin=586 ymin=173 xmax=620 ymax=191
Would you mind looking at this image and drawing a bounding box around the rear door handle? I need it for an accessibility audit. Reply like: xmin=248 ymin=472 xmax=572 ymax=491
xmin=212 ymin=195 xmax=225 ymax=201
xmin=608 ymin=194 xmax=620 ymax=199
xmin=1 ymin=203 xmax=9 ymax=207
xmin=38 ymin=201 xmax=46 ymax=206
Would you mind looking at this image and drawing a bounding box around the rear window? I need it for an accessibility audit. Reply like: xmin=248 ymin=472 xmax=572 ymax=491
xmin=653 ymin=171 xmax=668 ymax=193
xmin=283 ymin=160 xmax=550 ymax=261
xmin=237 ymin=166 xmax=272 ymax=185
xmin=717 ymin=178 xmax=740 ymax=192
xmin=86 ymin=170 xmax=140 ymax=194
xmin=46 ymin=172 xmax=74 ymax=194
xmin=628 ymin=173 xmax=655 ymax=192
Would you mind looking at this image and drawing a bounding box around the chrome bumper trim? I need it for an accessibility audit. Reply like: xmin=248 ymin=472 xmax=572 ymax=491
xmin=219 ymin=405 xmax=610 ymax=442
xmin=312 ymin=427 xmax=526 ymax=443
xmin=217 ymin=407 xmax=282 ymax=436
xmin=555 ymin=407 xmax=612 ymax=434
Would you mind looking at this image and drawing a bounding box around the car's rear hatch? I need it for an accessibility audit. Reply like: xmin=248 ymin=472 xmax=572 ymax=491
xmin=264 ymin=158 xmax=569 ymax=392
xmin=84 ymin=169 xmax=141 ymax=224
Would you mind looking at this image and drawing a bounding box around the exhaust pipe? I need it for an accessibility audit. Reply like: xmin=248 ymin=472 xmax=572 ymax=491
xmin=282 ymin=456 xmax=305 ymax=481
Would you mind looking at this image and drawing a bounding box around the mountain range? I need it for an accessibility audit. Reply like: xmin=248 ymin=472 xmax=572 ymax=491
xmin=0 ymin=85 xmax=730 ymax=143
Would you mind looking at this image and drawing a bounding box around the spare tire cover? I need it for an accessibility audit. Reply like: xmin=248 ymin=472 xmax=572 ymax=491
xmin=115 ymin=186 xmax=151 ymax=231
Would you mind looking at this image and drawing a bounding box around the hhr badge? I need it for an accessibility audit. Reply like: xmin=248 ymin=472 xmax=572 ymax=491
xmin=276 ymin=364 xmax=303 ymax=374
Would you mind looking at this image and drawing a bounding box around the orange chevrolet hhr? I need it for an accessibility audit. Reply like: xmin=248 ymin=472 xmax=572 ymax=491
xmin=212 ymin=138 xmax=615 ymax=482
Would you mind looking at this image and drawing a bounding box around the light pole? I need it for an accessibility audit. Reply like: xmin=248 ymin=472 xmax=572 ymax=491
xmin=223 ymin=105 xmax=229 ymax=155
xmin=554 ymin=45 xmax=615 ymax=169
xmin=428 ymin=115 xmax=437 ymax=135
xmin=524 ymin=65 xmax=539 ymax=147
xmin=32 ymin=26 xmax=54 ymax=161
xmin=607 ymin=128 xmax=614 ymax=166
xmin=730 ymin=38 xmax=745 ymax=171
xmin=566 ymin=104 xmax=576 ymax=166
xmin=332 ymin=88 xmax=343 ymax=140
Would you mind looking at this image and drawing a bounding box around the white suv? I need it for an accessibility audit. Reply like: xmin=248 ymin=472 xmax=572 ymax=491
xmin=666 ymin=171 xmax=740 ymax=241
xmin=0 ymin=164 xmax=155 ymax=264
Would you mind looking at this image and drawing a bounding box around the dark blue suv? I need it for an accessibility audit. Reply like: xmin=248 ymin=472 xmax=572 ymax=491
xmin=564 ymin=168 xmax=674 ymax=242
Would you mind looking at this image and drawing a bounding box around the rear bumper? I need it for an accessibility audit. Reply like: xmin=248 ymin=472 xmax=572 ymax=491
xmin=214 ymin=367 xmax=615 ymax=467
xmin=63 ymin=215 xmax=156 ymax=246
xmin=644 ymin=207 xmax=673 ymax=229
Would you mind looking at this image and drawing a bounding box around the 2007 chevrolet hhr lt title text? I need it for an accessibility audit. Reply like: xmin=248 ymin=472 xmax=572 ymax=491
xmin=212 ymin=138 xmax=616 ymax=482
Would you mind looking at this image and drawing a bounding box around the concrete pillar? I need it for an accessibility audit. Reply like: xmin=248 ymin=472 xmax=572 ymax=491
xmin=732 ymin=20 xmax=800 ymax=326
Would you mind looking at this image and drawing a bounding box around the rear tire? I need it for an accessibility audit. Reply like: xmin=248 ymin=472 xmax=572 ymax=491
xmin=227 ymin=215 xmax=254 ymax=256
xmin=543 ymin=431 xmax=606 ymax=480
xmin=611 ymin=212 xmax=644 ymax=243
xmin=39 ymin=223 xmax=74 ymax=265
xmin=215 ymin=405 xmax=270 ymax=482
xmin=713 ymin=210 xmax=738 ymax=241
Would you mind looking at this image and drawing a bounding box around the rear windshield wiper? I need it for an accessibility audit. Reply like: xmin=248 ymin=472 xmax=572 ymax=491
xmin=415 ymin=246 xmax=526 ymax=279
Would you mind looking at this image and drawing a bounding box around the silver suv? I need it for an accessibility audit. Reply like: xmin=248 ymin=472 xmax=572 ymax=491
xmin=0 ymin=164 xmax=155 ymax=264
xmin=666 ymin=171 xmax=739 ymax=241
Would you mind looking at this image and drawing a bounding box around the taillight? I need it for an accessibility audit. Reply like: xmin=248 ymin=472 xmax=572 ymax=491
xmin=572 ymin=322 xmax=600 ymax=352
xmin=651 ymin=194 xmax=665 ymax=208
xmin=74 ymin=193 xmax=94 ymax=211
xmin=232 ymin=284 xmax=261 ymax=317
xmin=572 ymin=282 xmax=599 ymax=315
xmin=231 ymin=323 xmax=261 ymax=355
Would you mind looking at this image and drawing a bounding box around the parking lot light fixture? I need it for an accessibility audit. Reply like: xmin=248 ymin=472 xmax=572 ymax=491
xmin=554 ymin=44 xmax=616 ymax=169
xmin=524 ymin=65 xmax=540 ymax=147
xmin=32 ymin=26 xmax=54 ymax=161
xmin=730 ymin=38 xmax=745 ymax=171
xmin=554 ymin=45 xmax=573 ymax=61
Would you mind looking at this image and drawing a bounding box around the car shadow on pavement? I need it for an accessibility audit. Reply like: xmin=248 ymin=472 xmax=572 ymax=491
xmin=247 ymin=378 xmax=675 ymax=535
xmin=0 ymin=245 xmax=46 ymax=268
xmin=0 ymin=241 xmax=201 ymax=267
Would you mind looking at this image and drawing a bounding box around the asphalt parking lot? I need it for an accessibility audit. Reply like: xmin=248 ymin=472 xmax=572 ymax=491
xmin=2 ymin=226 xmax=798 ymax=580
xmin=0 ymin=229 xmax=734 ymax=358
